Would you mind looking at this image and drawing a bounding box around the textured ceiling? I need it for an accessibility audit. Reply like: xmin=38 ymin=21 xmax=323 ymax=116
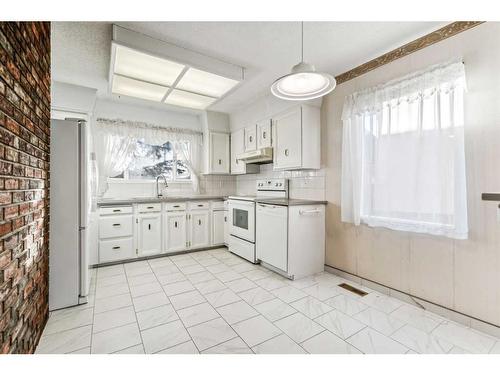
xmin=51 ymin=21 xmax=447 ymax=114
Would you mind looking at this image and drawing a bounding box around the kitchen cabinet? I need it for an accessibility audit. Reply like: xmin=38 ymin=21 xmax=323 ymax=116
xmin=256 ymin=203 xmax=288 ymax=272
xmin=272 ymin=105 xmax=320 ymax=170
xmin=244 ymin=125 xmax=257 ymax=152
xmin=98 ymin=206 xmax=135 ymax=263
xmin=137 ymin=213 xmax=162 ymax=257
xmin=212 ymin=210 xmax=225 ymax=246
xmin=189 ymin=210 xmax=210 ymax=249
xmin=207 ymin=131 xmax=230 ymax=174
xmin=165 ymin=211 xmax=187 ymax=253
xmin=256 ymin=118 xmax=272 ymax=149
xmin=230 ymin=129 xmax=259 ymax=175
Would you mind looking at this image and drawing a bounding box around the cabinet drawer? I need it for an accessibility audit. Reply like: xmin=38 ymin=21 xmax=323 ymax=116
xmin=165 ymin=202 xmax=187 ymax=211
xmin=138 ymin=203 xmax=162 ymax=213
xmin=99 ymin=215 xmax=134 ymax=239
xmin=210 ymin=200 xmax=224 ymax=210
xmin=100 ymin=206 xmax=133 ymax=215
xmin=99 ymin=237 xmax=134 ymax=263
xmin=188 ymin=201 xmax=210 ymax=210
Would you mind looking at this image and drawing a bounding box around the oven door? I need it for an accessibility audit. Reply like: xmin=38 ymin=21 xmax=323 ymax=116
xmin=228 ymin=199 xmax=255 ymax=243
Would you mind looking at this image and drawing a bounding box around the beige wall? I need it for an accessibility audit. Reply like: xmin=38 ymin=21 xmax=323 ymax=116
xmin=322 ymin=22 xmax=500 ymax=325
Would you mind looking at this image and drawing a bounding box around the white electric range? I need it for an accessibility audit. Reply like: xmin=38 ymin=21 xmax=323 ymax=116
xmin=227 ymin=179 xmax=288 ymax=263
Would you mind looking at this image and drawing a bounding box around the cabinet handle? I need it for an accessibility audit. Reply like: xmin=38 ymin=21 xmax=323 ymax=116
xmin=198 ymin=219 xmax=201 ymax=225
xmin=174 ymin=221 xmax=178 ymax=228
xmin=112 ymin=223 xmax=121 ymax=227
xmin=249 ymin=135 xmax=253 ymax=142
xmin=147 ymin=206 xmax=154 ymax=209
xmin=284 ymin=149 xmax=289 ymax=156
xmin=173 ymin=205 xmax=180 ymax=208
xmin=235 ymin=158 xmax=239 ymax=165
xmin=112 ymin=246 xmax=121 ymax=250
xmin=112 ymin=209 xmax=121 ymax=212
xmin=197 ymin=204 xmax=203 ymax=207
xmin=224 ymin=216 xmax=227 ymax=222
xmin=262 ymin=131 xmax=266 ymax=139
xmin=148 ymin=224 xmax=151 ymax=230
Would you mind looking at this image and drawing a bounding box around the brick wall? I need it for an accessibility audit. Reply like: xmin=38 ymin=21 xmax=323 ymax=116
xmin=0 ymin=22 xmax=50 ymax=354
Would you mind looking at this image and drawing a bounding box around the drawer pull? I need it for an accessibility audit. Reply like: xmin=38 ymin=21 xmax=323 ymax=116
xmin=284 ymin=149 xmax=289 ymax=156
xmin=174 ymin=221 xmax=178 ymax=228
xmin=148 ymin=224 xmax=151 ymax=230
xmin=249 ymin=135 xmax=253 ymax=142
xmin=147 ymin=206 xmax=154 ymax=209
xmin=224 ymin=216 xmax=227 ymax=222
xmin=198 ymin=219 xmax=202 ymax=225
xmin=263 ymin=131 xmax=266 ymax=139
xmin=173 ymin=205 xmax=180 ymax=208
xmin=218 ymin=159 xmax=222 ymax=165
xmin=112 ymin=246 xmax=121 ymax=250
xmin=112 ymin=223 xmax=121 ymax=227
xmin=113 ymin=209 xmax=121 ymax=212
xmin=197 ymin=204 xmax=204 ymax=207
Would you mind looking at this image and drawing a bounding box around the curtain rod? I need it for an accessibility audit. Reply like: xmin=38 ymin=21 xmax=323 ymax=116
xmin=96 ymin=117 xmax=203 ymax=136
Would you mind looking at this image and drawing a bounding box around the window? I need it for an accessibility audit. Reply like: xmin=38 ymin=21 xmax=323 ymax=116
xmin=341 ymin=61 xmax=468 ymax=239
xmin=112 ymin=140 xmax=191 ymax=182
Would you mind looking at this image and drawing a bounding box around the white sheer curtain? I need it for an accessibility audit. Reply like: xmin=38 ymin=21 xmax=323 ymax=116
xmin=94 ymin=118 xmax=203 ymax=195
xmin=341 ymin=60 xmax=468 ymax=239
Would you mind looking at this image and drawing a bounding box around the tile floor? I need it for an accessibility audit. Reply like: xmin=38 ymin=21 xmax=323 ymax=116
xmin=36 ymin=248 xmax=500 ymax=354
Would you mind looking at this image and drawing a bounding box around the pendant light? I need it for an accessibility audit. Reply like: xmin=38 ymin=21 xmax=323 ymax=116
xmin=271 ymin=22 xmax=336 ymax=100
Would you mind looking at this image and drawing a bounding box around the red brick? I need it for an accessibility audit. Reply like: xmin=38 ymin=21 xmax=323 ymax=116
xmin=0 ymin=191 xmax=11 ymax=204
xmin=0 ymin=222 xmax=12 ymax=236
xmin=4 ymin=205 xmax=18 ymax=220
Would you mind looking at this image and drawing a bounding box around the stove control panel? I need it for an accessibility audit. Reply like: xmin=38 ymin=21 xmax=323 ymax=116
xmin=256 ymin=178 xmax=288 ymax=192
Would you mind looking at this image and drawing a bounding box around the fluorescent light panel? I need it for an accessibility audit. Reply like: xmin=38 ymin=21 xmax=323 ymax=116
xmin=111 ymin=44 xmax=241 ymax=110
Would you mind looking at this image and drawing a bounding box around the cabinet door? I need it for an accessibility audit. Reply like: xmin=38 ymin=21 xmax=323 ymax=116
xmin=189 ymin=210 xmax=210 ymax=249
xmin=212 ymin=210 xmax=225 ymax=246
xmin=256 ymin=204 xmax=288 ymax=272
xmin=137 ymin=214 xmax=162 ymax=257
xmin=231 ymin=129 xmax=245 ymax=174
xmin=273 ymin=107 xmax=302 ymax=169
xmin=224 ymin=210 xmax=229 ymax=245
xmin=244 ymin=125 xmax=257 ymax=152
xmin=165 ymin=212 xmax=187 ymax=253
xmin=210 ymin=132 xmax=230 ymax=174
xmin=257 ymin=119 xmax=272 ymax=149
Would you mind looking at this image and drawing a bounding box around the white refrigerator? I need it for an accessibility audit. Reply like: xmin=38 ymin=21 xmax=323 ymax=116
xmin=49 ymin=118 xmax=90 ymax=310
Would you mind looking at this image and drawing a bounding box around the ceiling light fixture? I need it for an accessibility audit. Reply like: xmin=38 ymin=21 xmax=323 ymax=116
xmin=271 ymin=22 xmax=336 ymax=101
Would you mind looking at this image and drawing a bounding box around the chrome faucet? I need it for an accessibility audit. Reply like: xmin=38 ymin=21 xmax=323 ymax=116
xmin=156 ymin=175 xmax=168 ymax=198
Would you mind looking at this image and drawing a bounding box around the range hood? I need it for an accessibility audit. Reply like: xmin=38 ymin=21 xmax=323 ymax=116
xmin=237 ymin=147 xmax=273 ymax=164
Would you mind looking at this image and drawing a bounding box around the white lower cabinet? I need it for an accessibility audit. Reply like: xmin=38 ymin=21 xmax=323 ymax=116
xmin=137 ymin=213 xmax=162 ymax=257
xmin=189 ymin=210 xmax=210 ymax=249
xmin=212 ymin=210 xmax=225 ymax=246
xmin=99 ymin=237 xmax=134 ymax=263
xmin=164 ymin=211 xmax=187 ymax=253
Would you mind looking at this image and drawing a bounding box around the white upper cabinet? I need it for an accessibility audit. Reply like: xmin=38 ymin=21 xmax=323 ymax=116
xmin=137 ymin=213 xmax=162 ymax=257
xmin=256 ymin=118 xmax=272 ymax=149
xmin=244 ymin=125 xmax=257 ymax=152
xmin=272 ymin=105 xmax=320 ymax=170
xmin=230 ymin=128 xmax=259 ymax=175
xmin=208 ymin=131 xmax=230 ymax=174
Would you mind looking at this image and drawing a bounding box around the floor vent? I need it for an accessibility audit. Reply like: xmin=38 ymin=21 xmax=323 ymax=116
xmin=337 ymin=283 xmax=368 ymax=297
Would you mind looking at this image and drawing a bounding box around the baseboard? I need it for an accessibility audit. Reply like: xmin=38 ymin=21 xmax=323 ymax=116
xmin=90 ymin=245 xmax=228 ymax=268
xmin=324 ymin=264 xmax=500 ymax=339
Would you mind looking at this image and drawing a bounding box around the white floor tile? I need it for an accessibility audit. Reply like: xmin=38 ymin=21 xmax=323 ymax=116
xmin=93 ymin=306 xmax=136 ymax=333
xmin=188 ymin=317 xmax=237 ymax=351
xmin=172 ymin=257 xmax=198 ymax=268
xmin=314 ymin=310 xmax=365 ymax=339
xmin=242 ymin=269 xmax=270 ymax=281
xmin=113 ymin=344 xmax=145 ymax=354
xmin=157 ymin=340 xmax=199 ymax=354
xmin=203 ymin=337 xmax=252 ymax=354
xmin=489 ymin=341 xmax=500 ymax=354
xmin=231 ymin=262 xmax=257 ymax=274
xmin=206 ymin=263 xmax=231 ymax=274
xmin=238 ymin=287 xmax=275 ymax=306
xmin=126 ymin=266 xmax=153 ymax=277
xmin=194 ymin=279 xmax=226 ymax=294
xmin=361 ymin=293 xmax=403 ymax=314
xmin=67 ymin=346 xmax=91 ymax=354
xmin=36 ymin=325 xmax=92 ymax=354
xmin=275 ymin=313 xmax=324 ymax=343
xmin=301 ymin=331 xmax=361 ymax=354
xmin=232 ymin=315 xmax=282 ymax=347
xmin=205 ymin=288 xmax=241 ymax=307
xmin=137 ymin=304 xmax=178 ymax=330
xmin=215 ymin=270 xmax=243 ymax=283
xmin=325 ymin=294 xmax=368 ymax=316
xmin=141 ymin=320 xmax=190 ymax=353
xmin=152 ymin=264 xmax=180 ymax=276
xmin=254 ymin=298 xmax=297 ymax=322
xmin=157 ymin=272 xmax=187 ymax=285
xmin=186 ymin=271 xmax=215 ymax=284
xmin=177 ymin=302 xmax=220 ymax=327
xmin=127 ymin=273 xmax=158 ymax=286
xmin=390 ymin=304 xmax=443 ymax=333
xmin=432 ymin=321 xmax=496 ymax=354
xmin=287 ymin=274 xmax=322 ymax=290
xmin=302 ymin=284 xmax=340 ymax=301
xmin=347 ymin=327 xmax=408 ymax=354
xmin=43 ymin=307 xmax=94 ymax=336
xmin=271 ymin=286 xmax=308 ymax=303
xmin=163 ymin=280 xmax=195 ymax=296
xmin=353 ymin=307 xmax=405 ymax=336
xmin=129 ymin=281 xmax=163 ymax=298
xmin=132 ymin=291 xmax=170 ymax=312
xmin=252 ymin=334 xmax=306 ymax=354
xmin=97 ymin=265 xmax=124 ymax=279
xmin=216 ymin=300 xmax=259 ymax=325
xmin=225 ymin=278 xmax=257 ymax=293
xmin=95 ymin=283 xmax=129 ymax=299
xmin=291 ymin=296 xmax=333 ymax=319
xmin=94 ymin=293 xmax=132 ymax=314
xmin=170 ymin=290 xmax=206 ymax=310
xmin=197 ymin=257 xmax=221 ymax=267
xmin=391 ymin=325 xmax=454 ymax=354
xmin=179 ymin=264 xmax=205 ymax=275
xmin=96 ymin=274 xmax=127 ymax=288
xmin=255 ymin=276 xmax=288 ymax=291
xmin=91 ymin=323 xmax=142 ymax=354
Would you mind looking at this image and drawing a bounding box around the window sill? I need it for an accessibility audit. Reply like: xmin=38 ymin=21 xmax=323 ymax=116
xmin=107 ymin=178 xmax=192 ymax=185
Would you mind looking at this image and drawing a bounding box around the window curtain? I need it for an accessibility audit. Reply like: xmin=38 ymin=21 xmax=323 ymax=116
xmin=93 ymin=118 xmax=203 ymax=195
xmin=341 ymin=60 xmax=468 ymax=239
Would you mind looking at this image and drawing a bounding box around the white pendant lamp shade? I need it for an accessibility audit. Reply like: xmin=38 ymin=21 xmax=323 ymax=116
xmin=271 ymin=23 xmax=336 ymax=100
xmin=271 ymin=62 xmax=336 ymax=100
